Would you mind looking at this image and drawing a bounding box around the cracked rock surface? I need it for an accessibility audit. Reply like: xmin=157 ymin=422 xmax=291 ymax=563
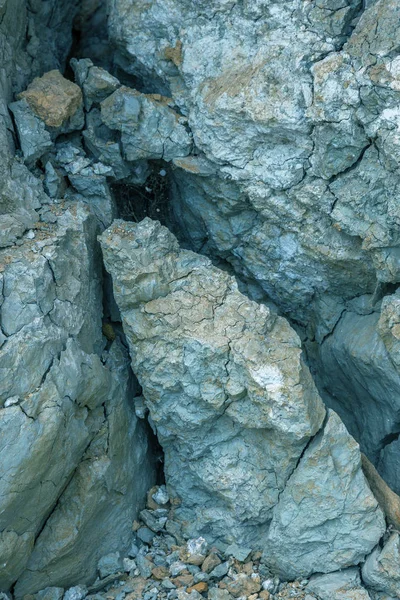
xmin=107 ymin=0 xmax=400 ymax=526
xmin=100 ymin=218 xmax=384 ymax=577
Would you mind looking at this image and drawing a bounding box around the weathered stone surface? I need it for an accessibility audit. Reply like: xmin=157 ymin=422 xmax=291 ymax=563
xmin=362 ymin=534 xmax=400 ymax=598
xmin=307 ymin=569 xmax=371 ymax=600
xmin=71 ymin=58 xmax=120 ymax=111
xmin=101 ymin=87 xmax=192 ymax=162
xmin=105 ymin=2 xmax=400 ymax=519
xmin=100 ymin=218 xmax=325 ymax=547
xmin=313 ymin=293 xmax=400 ymax=492
xmin=263 ymin=411 xmax=385 ymax=579
xmin=14 ymin=341 xmax=156 ymax=596
xmin=18 ymin=70 xmax=83 ymax=129
xmin=9 ymin=99 xmax=52 ymax=165
xmin=0 ymin=203 xmax=155 ymax=592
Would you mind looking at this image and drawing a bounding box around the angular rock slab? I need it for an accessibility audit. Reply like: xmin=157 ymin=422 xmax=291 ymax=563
xmin=263 ymin=411 xmax=385 ymax=579
xmin=0 ymin=203 xmax=155 ymax=591
xmin=362 ymin=533 xmax=400 ymax=598
xmin=14 ymin=340 xmax=156 ymax=596
xmin=307 ymin=568 xmax=371 ymax=600
xmin=100 ymin=218 xmax=326 ymax=546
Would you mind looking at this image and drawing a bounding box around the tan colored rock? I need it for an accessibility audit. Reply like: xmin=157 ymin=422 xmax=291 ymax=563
xmin=147 ymin=486 xmax=160 ymax=510
xmin=124 ymin=577 xmax=147 ymax=600
xmin=202 ymin=554 xmax=222 ymax=574
xmin=187 ymin=582 xmax=208 ymax=594
xmin=259 ymin=592 xmax=270 ymax=600
xmin=361 ymin=453 xmax=400 ymax=529
xmin=172 ymin=574 xmax=195 ymax=588
xmin=18 ymin=70 xmax=82 ymax=128
xmin=227 ymin=574 xmax=261 ymax=598
xmin=152 ymin=566 xmax=169 ymax=580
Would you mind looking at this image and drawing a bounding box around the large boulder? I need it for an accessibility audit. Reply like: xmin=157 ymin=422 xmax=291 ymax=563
xmin=100 ymin=217 xmax=326 ymax=546
xmin=105 ymin=0 xmax=400 ymax=501
xmin=100 ymin=218 xmax=384 ymax=579
xmin=0 ymin=203 xmax=156 ymax=592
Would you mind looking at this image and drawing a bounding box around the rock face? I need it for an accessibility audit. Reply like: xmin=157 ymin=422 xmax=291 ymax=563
xmin=100 ymin=218 xmax=384 ymax=577
xmin=0 ymin=4 xmax=157 ymax=592
xmin=100 ymin=218 xmax=326 ymax=547
xmin=106 ymin=0 xmax=400 ymax=525
xmin=264 ymin=411 xmax=385 ymax=579
xmin=0 ymin=203 xmax=156 ymax=593
xmin=362 ymin=533 xmax=400 ymax=598
xmin=2 ymin=0 xmax=400 ymax=594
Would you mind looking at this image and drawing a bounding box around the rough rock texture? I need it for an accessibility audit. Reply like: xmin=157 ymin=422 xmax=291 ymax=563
xmin=0 ymin=203 xmax=156 ymax=592
xmin=264 ymin=410 xmax=385 ymax=579
xmin=362 ymin=534 xmax=400 ymax=598
xmin=0 ymin=7 xmax=157 ymax=590
xmin=100 ymin=219 xmax=384 ymax=578
xmin=106 ymin=0 xmax=400 ymax=511
xmin=18 ymin=70 xmax=83 ymax=129
xmin=307 ymin=569 xmax=371 ymax=600
xmin=14 ymin=339 xmax=155 ymax=596
xmin=100 ymin=218 xmax=326 ymax=547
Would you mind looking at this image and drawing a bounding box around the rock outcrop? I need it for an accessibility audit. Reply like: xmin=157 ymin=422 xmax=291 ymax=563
xmin=100 ymin=218 xmax=385 ymax=577
xmin=105 ymin=0 xmax=400 ymax=523
xmin=0 ymin=4 xmax=157 ymax=592
xmin=3 ymin=0 xmax=400 ymax=595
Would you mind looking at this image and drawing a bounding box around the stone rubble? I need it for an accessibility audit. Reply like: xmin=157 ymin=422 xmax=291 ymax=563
xmin=25 ymin=486 xmax=377 ymax=600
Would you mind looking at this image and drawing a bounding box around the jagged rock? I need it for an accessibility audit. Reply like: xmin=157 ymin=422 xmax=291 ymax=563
xmin=361 ymin=454 xmax=400 ymax=530
xmin=362 ymin=534 xmax=400 ymax=598
xmin=105 ymin=2 xmax=400 ymax=522
xmin=263 ymin=411 xmax=385 ymax=579
xmin=307 ymin=568 xmax=371 ymax=600
xmin=100 ymin=218 xmax=326 ymax=547
xmin=9 ymin=99 xmax=52 ymax=165
xmin=18 ymin=70 xmax=83 ymax=130
xmin=101 ymin=87 xmax=192 ymax=162
xmin=0 ymin=203 xmax=156 ymax=593
xmin=71 ymin=58 xmax=120 ymax=111
xmin=314 ymin=295 xmax=400 ymax=491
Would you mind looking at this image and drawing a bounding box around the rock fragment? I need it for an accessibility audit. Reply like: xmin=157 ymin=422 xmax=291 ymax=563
xmin=18 ymin=70 xmax=83 ymax=129
xmin=307 ymin=569 xmax=371 ymax=600
xmin=9 ymin=99 xmax=52 ymax=164
xmin=362 ymin=533 xmax=400 ymax=598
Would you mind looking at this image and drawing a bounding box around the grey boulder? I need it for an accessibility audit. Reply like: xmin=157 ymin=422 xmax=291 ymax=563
xmin=263 ymin=410 xmax=385 ymax=579
xmin=100 ymin=217 xmax=325 ymax=547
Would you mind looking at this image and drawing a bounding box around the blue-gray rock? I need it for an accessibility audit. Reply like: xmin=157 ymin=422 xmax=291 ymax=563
xmin=97 ymin=552 xmax=122 ymax=579
xmin=34 ymin=588 xmax=65 ymax=600
xmin=137 ymin=527 xmax=156 ymax=545
xmin=63 ymin=586 xmax=88 ymax=600
xmin=137 ymin=553 xmax=153 ymax=579
xmin=264 ymin=411 xmax=385 ymax=579
xmin=362 ymin=534 xmax=400 ymax=598
xmin=307 ymin=569 xmax=371 ymax=600
xmin=9 ymin=99 xmax=52 ymax=165
xmin=209 ymin=563 xmax=229 ymax=580
xmin=140 ymin=509 xmax=168 ymax=532
xmin=101 ymin=87 xmax=192 ymax=162
xmin=100 ymin=218 xmax=326 ymax=547
xmin=224 ymin=544 xmax=252 ymax=562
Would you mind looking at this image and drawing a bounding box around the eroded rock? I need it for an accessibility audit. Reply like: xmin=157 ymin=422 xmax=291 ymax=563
xmin=100 ymin=218 xmax=326 ymax=547
xmin=264 ymin=411 xmax=385 ymax=579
